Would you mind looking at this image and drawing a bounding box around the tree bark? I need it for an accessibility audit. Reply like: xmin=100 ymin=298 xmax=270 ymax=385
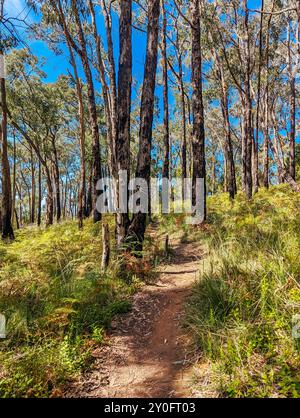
xmin=253 ymin=0 xmax=264 ymax=193
xmin=116 ymin=0 xmax=132 ymax=245
xmin=50 ymin=134 xmax=61 ymax=222
xmin=101 ymin=0 xmax=118 ymax=175
xmin=270 ymin=106 xmax=300 ymax=192
xmin=262 ymin=2 xmax=274 ymax=188
xmin=289 ymin=77 xmax=296 ymax=180
xmin=288 ymin=17 xmax=296 ymax=180
xmin=37 ymin=160 xmax=42 ymax=226
xmin=68 ymin=43 xmax=86 ymax=229
xmin=86 ymin=165 xmax=93 ymax=218
xmin=244 ymin=0 xmax=253 ymax=199
xmin=12 ymin=130 xmax=17 ymax=226
xmin=88 ymin=0 xmax=115 ymax=174
xmin=0 ymin=55 xmax=14 ymax=240
xmin=178 ymin=51 xmax=187 ymax=187
xmin=45 ymin=171 xmax=54 ymax=227
xmin=71 ymin=0 xmax=101 ymax=223
xmin=126 ymin=0 xmax=160 ymax=250
xmin=30 ymin=146 xmax=36 ymax=224
xmin=101 ymin=223 xmax=110 ymax=271
xmin=161 ymin=0 xmax=170 ymax=180
xmin=213 ymin=50 xmax=236 ymax=198
xmin=191 ymin=0 xmax=206 ymax=219
xmin=52 ymin=0 xmax=101 ymax=223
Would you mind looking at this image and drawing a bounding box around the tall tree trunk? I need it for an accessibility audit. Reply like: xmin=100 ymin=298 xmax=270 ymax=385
xmin=37 ymin=160 xmax=42 ymax=226
xmin=214 ymin=50 xmax=236 ymax=199
xmin=12 ymin=130 xmax=17 ymax=226
xmin=244 ymin=0 xmax=253 ymax=199
xmin=53 ymin=0 xmax=101 ymax=223
xmin=289 ymin=77 xmax=296 ymax=180
xmin=221 ymin=87 xmax=237 ymax=199
xmin=127 ymin=0 xmax=160 ymax=250
xmin=270 ymin=133 xmax=300 ymax=192
xmin=101 ymin=0 xmax=118 ymax=172
xmin=262 ymin=2 xmax=274 ymax=188
xmin=68 ymin=44 xmax=86 ymax=229
xmin=116 ymin=0 xmax=132 ymax=245
xmin=161 ymin=0 xmax=170 ymax=180
xmin=8 ymin=118 xmax=53 ymax=225
xmin=0 ymin=54 xmax=14 ymax=240
xmin=20 ymin=169 xmax=31 ymax=223
xmin=101 ymin=223 xmax=110 ymax=271
xmin=86 ymin=166 xmax=93 ymax=218
xmin=241 ymin=101 xmax=247 ymax=191
xmin=211 ymin=151 xmax=216 ymax=194
xmin=253 ymin=0 xmax=264 ymax=194
xmin=30 ymin=146 xmax=36 ymax=224
xmin=77 ymin=79 xmax=86 ymax=229
xmin=174 ymin=26 xmax=187 ymax=192
xmin=88 ymin=0 xmax=115 ymax=174
xmin=14 ymin=208 xmax=19 ymax=229
xmin=288 ymin=15 xmax=296 ymax=181
xmin=179 ymin=56 xmax=187 ymax=187
xmin=45 ymin=169 xmax=54 ymax=227
xmin=262 ymin=99 xmax=269 ymax=188
xmin=71 ymin=0 xmax=101 ymax=223
xmin=63 ymin=173 xmax=69 ymax=218
xmin=16 ymin=183 xmax=23 ymax=228
xmin=51 ymin=136 xmax=61 ymax=222
xmin=191 ymin=0 xmax=206 ymax=220
xmin=297 ymin=0 xmax=300 ymax=61
xmin=270 ymin=106 xmax=300 ymax=192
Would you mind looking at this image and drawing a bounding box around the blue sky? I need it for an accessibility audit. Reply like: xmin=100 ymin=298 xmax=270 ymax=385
xmin=4 ymin=0 xmax=148 ymax=82
xmin=4 ymin=0 xmax=264 ymax=101
xmin=4 ymin=0 xmax=162 ymax=124
xmin=5 ymin=0 xmax=299 ymax=187
xmin=4 ymin=0 xmax=298 ymax=146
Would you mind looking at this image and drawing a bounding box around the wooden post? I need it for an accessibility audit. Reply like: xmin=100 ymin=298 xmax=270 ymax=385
xmin=101 ymin=223 xmax=110 ymax=271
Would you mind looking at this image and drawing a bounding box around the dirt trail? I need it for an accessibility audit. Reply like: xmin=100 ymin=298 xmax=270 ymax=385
xmin=65 ymin=240 xmax=202 ymax=398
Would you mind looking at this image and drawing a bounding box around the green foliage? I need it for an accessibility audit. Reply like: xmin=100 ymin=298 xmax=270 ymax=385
xmin=185 ymin=185 xmax=300 ymax=398
xmin=0 ymin=219 xmax=138 ymax=398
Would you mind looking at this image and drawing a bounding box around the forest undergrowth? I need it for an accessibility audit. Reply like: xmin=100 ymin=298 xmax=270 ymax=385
xmin=0 ymin=217 xmax=164 ymax=397
xmin=183 ymin=184 xmax=300 ymax=397
xmin=1 ymin=185 xmax=300 ymax=398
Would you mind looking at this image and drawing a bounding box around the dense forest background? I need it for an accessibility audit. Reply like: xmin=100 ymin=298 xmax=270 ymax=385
xmin=1 ymin=0 xmax=300 ymax=399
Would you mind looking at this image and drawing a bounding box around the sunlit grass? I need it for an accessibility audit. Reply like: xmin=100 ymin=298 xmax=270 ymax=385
xmin=183 ymin=185 xmax=300 ymax=397
xmin=0 ymin=217 xmax=140 ymax=397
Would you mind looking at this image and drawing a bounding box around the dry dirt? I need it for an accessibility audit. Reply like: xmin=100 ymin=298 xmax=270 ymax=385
xmin=65 ymin=239 xmax=203 ymax=398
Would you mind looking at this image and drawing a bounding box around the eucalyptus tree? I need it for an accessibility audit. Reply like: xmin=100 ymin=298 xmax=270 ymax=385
xmin=42 ymin=0 xmax=102 ymax=223
xmin=0 ymin=0 xmax=15 ymax=239
xmin=127 ymin=0 xmax=161 ymax=250
xmin=161 ymin=0 xmax=170 ymax=180
xmin=6 ymin=50 xmax=77 ymax=225
xmin=166 ymin=9 xmax=191 ymax=188
xmin=190 ymin=0 xmax=206 ymax=219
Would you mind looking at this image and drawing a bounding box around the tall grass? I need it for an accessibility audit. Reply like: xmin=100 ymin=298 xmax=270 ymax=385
xmin=185 ymin=185 xmax=300 ymax=397
xmin=0 ymin=218 xmax=141 ymax=397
